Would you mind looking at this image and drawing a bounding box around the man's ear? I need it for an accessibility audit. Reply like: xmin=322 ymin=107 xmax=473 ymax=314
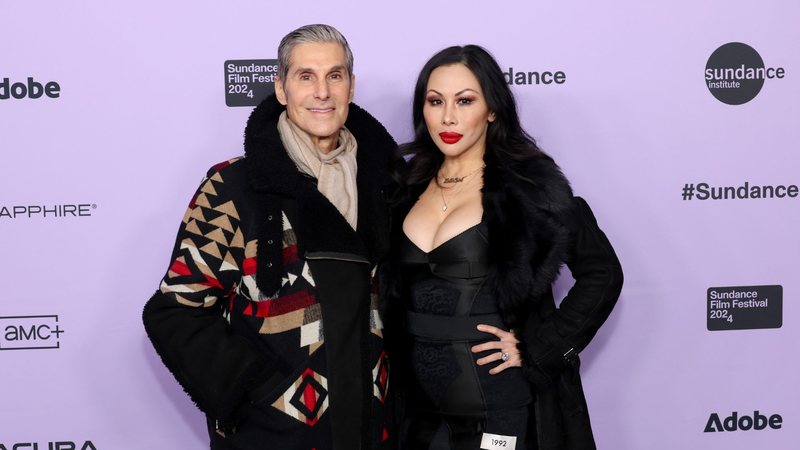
xmin=349 ymin=74 xmax=356 ymax=103
xmin=275 ymin=77 xmax=287 ymax=105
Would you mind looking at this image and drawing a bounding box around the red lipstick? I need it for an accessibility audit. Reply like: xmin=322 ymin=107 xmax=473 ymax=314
xmin=439 ymin=132 xmax=463 ymax=144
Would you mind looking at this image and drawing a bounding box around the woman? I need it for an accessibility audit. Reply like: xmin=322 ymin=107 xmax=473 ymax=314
xmin=382 ymin=45 xmax=623 ymax=450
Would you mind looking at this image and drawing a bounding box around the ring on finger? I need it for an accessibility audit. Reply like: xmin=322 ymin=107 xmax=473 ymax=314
xmin=501 ymin=351 xmax=510 ymax=362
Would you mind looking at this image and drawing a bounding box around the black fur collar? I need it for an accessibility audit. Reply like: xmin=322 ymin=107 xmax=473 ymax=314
xmin=243 ymin=94 xmax=391 ymax=196
xmin=482 ymin=154 xmax=575 ymax=326
xmin=242 ymin=94 xmax=394 ymax=268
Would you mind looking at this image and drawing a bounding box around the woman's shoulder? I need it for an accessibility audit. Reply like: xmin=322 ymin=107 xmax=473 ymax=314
xmin=511 ymin=153 xmax=567 ymax=185
xmin=492 ymin=154 xmax=574 ymax=213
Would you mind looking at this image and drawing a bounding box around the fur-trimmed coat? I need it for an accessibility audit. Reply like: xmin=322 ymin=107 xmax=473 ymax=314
xmin=143 ymin=95 xmax=396 ymax=450
xmin=383 ymin=153 xmax=623 ymax=450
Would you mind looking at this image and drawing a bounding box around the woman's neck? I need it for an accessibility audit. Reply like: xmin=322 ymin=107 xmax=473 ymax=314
xmin=439 ymin=150 xmax=485 ymax=177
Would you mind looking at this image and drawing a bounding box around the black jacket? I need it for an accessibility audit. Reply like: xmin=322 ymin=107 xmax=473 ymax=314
xmin=383 ymin=153 xmax=623 ymax=450
xmin=143 ymin=94 xmax=396 ymax=450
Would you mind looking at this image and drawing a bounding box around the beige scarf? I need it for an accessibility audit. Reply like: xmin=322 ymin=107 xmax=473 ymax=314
xmin=278 ymin=111 xmax=359 ymax=229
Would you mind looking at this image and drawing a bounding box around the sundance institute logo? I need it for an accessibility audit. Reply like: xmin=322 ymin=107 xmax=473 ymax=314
xmin=705 ymin=42 xmax=785 ymax=105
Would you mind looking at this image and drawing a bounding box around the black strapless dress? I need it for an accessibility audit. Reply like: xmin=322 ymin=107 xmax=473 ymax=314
xmin=399 ymin=222 xmax=534 ymax=450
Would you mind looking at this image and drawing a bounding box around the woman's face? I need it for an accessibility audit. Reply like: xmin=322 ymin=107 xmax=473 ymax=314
xmin=423 ymin=63 xmax=495 ymax=160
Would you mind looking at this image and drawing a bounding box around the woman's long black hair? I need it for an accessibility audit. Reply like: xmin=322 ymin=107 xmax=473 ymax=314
xmin=392 ymin=45 xmax=545 ymax=193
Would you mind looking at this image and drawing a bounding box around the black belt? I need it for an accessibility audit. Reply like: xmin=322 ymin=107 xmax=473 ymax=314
xmin=406 ymin=311 xmax=506 ymax=341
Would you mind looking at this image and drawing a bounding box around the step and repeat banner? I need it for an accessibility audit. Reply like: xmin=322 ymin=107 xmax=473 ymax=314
xmin=2 ymin=1 xmax=797 ymax=449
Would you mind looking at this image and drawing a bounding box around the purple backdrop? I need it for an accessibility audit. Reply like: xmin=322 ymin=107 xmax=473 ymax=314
xmin=2 ymin=1 xmax=798 ymax=448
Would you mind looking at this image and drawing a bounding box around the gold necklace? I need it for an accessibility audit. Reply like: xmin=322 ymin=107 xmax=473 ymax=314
xmin=436 ymin=166 xmax=484 ymax=212
xmin=439 ymin=185 xmax=449 ymax=212
xmin=438 ymin=165 xmax=485 ymax=184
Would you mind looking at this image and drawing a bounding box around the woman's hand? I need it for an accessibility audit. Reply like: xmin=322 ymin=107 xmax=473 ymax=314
xmin=471 ymin=324 xmax=523 ymax=375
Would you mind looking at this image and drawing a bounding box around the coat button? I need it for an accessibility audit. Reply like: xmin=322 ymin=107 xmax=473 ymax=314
xmin=267 ymin=262 xmax=273 ymax=268
xmin=267 ymin=215 xmax=273 ymax=221
xmin=267 ymin=239 xmax=274 ymax=245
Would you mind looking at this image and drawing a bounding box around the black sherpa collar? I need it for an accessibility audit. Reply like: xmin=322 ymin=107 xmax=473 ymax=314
xmin=243 ymin=94 xmax=391 ymax=195
xmin=242 ymin=94 xmax=394 ymax=291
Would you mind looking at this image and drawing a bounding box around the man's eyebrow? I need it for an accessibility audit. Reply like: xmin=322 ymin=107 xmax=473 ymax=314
xmin=291 ymin=65 xmax=347 ymax=74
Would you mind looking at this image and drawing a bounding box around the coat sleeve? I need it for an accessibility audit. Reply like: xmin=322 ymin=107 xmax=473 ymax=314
xmin=142 ymin=166 xmax=284 ymax=429
xmin=523 ymin=196 xmax=623 ymax=384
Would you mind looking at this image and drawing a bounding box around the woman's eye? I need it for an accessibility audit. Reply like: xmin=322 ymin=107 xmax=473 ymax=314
xmin=427 ymin=98 xmax=442 ymax=105
xmin=457 ymin=98 xmax=474 ymax=105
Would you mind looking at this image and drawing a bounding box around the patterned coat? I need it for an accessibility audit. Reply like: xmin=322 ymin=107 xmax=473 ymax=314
xmin=143 ymin=94 xmax=396 ymax=450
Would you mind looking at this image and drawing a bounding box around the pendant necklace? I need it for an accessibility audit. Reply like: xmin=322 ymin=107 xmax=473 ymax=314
xmin=437 ymin=165 xmax=485 ymax=212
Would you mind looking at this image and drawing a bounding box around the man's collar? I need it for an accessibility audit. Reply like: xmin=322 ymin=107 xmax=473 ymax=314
xmin=243 ymin=94 xmax=395 ymax=195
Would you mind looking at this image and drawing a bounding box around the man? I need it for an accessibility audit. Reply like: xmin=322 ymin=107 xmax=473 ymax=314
xmin=143 ymin=24 xmax=395 ymax=450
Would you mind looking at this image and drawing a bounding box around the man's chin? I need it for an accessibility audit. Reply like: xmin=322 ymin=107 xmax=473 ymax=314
xmin=309 ymin=123 xmax=346 ymax=138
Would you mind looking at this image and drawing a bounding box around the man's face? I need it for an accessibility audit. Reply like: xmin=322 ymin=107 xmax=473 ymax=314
xmin=275 ymin=42 xmax=355 ymax=154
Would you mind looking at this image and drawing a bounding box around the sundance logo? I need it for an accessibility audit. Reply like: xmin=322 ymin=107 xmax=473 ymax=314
xmin=503 ymin=67 xmax=566 ymax=86
xmin=705 ymin=42 xmax=785 ymax=105
xmin=704 ymin=410 xmax=782 ymax=433
xmin=225 ymin=59 xmax=278 ymax=107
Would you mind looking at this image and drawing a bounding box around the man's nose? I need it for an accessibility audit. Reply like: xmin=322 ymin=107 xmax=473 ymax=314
xmin=314 ymin=78 xmax=330 ymax=100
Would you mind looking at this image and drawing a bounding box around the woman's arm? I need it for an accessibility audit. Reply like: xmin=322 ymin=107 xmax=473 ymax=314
xmin=523 ymin=196 xmax=623 ymax=383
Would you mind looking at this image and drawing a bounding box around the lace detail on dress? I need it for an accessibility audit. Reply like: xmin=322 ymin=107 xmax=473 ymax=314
xmin=412 ymin=341 xmax=461 ymax=405
xmin=411 ymin=278 xmax=460 ymax=315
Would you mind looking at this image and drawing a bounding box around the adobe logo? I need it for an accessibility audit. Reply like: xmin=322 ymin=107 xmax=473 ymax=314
xmin=0 ymin=77 xmax=61 ymax=100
